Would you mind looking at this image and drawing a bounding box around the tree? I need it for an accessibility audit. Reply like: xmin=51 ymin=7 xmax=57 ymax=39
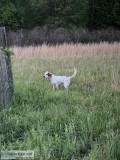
xmin=87 ymin=0 xmax=120 ymax=29
xmin=0 ymin=0 xmax=120 ymax=30
xmin=0 ymin=2 xmax=20 ymax=30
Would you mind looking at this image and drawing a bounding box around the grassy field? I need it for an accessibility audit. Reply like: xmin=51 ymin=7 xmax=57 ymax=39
xmin=0 ymin=43 xmax=120 ymax=160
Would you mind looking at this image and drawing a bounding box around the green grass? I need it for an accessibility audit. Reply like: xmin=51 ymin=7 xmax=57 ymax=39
xmin=0 ymin=49 xmax=120 ymax=160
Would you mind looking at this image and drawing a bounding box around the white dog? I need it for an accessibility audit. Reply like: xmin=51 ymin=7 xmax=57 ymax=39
xmin=43 ymin=68 xmax=77 ymax=90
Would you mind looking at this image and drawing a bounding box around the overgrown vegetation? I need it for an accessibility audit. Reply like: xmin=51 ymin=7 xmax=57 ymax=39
xmin=7 ymin=27 xmax=120 ymax=46
xmin=2 ymin=47 xmax=14 ymax=57
xmin=0 ymin=43 xmax=120 ymax=159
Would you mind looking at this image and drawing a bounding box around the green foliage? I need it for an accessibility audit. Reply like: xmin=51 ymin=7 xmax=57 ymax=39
xmin=50 ymin=0 xmax=89 ymax=28
xmin=2 ymin=47 xmax=14 ymax=57
xmin=88 ymin=0 xmax=120 ymax=29
xmin=0 ymin=0 xmax=119 ymax=30
xmin=0 ymin=2 xmax=20 ymax=30
xmin=113 ymin=1 xmax=120 ymax=27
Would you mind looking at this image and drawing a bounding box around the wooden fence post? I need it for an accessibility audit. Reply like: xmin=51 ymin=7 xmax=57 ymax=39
xmin=0 ymin=27 xmax=14 ymax=109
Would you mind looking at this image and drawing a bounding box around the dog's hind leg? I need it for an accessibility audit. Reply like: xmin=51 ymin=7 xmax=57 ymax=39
xmin=64 ymin=79 xmax=70 ymax=90
xmin=64 ymin=83 xmax=69 ymax=92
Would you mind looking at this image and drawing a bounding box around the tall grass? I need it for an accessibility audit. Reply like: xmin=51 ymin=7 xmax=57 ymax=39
xmin=0 ymin=43 xmax=120 ymax=160
xmin=13 ymin=42 xmax=120 ymax=57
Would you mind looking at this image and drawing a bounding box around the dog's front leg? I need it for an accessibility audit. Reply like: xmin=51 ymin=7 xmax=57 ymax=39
xmin=56 ymin=84 xmax=59 ymax=90
xmin=52 ymin=84 xmax=55 ymax=91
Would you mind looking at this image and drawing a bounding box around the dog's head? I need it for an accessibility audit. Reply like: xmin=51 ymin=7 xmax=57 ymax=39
xmin=43 ymin=71 xmax=52 ymax=79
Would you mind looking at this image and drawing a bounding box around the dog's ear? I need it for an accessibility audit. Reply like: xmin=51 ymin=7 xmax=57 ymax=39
xmin=47 ymin=72 xmax=52 ymax=77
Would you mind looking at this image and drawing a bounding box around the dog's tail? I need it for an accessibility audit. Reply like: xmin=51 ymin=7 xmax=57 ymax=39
xmin=70 ymin=67 xmax=77 ymax=79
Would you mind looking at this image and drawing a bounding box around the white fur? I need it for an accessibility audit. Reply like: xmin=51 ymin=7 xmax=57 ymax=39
xmin=43 ymin=68 xmax=77 ymax=90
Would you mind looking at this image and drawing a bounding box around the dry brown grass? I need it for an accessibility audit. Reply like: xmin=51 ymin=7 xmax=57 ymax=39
xmin=12 ymin=42 xmax=120 ymax=57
